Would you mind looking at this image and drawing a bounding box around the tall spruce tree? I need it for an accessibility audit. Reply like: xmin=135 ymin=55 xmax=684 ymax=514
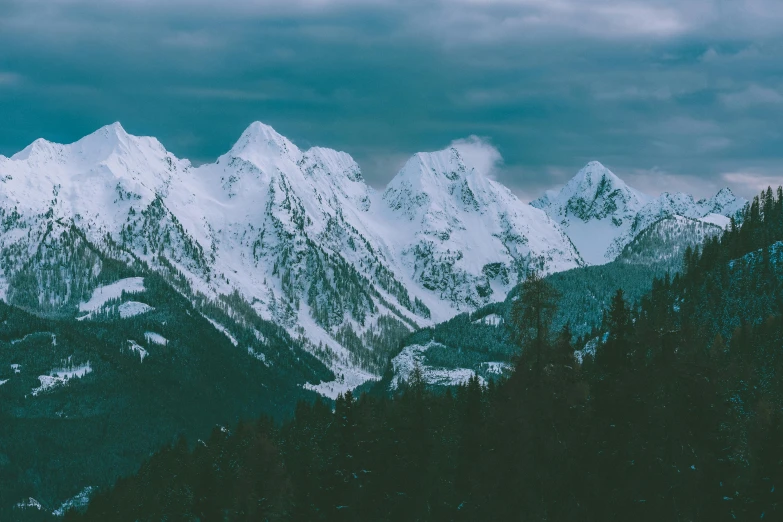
xmin=599 ymin=288 xmax=633 ymax=374
xmin=509 ymin=269 xmax=560 ymax=384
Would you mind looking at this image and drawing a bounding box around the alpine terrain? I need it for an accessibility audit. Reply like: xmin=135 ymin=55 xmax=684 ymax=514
xmin=67 ymin=184 xmax=783 ymax=522
xmin=0 ymin=122 xmax=757 ymax=520
xmin=381 ymin=162 xmax=747 ymax=392
xmin=0 ymin=122 xmax=587 ymax=397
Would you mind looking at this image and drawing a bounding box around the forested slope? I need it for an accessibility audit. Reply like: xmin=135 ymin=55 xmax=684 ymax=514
xmin=0 ymin=271 xmax=330 ymax=521
xmin=66 ymin=187 xmax=783 ymax=521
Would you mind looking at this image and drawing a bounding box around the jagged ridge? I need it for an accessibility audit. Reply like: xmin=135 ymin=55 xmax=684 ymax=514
xmin=0 ymin=122 xmax=583 ymax=394
xmin=532 ymin=161 xmax=746 ymax=265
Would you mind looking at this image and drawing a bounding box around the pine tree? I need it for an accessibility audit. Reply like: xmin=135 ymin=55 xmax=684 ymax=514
xmin=509 ymin=269 xmax=560 ymax=383
xmin=599 ymin=288 xmax=633 ymax=374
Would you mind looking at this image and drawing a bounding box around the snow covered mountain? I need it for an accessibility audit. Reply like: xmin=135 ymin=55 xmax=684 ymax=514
xmin=532 ymin=161 xmax=746 ymax=265
xmin=2 ymin=124 xmax=742 ymax=396
xmin=531 ymin=161 xmax=651 ymax=264
xmin=0 ymin=122 xmax=582 ymax=395
xmin=380 ymin=148 xmax=582 ymax=311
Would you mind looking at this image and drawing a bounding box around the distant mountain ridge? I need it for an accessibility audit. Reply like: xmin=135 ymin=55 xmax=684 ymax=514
xmin=532 ymin=161 xmax=746 ymax=264
xmin=0 ymin=122 xmax=583 ymax=394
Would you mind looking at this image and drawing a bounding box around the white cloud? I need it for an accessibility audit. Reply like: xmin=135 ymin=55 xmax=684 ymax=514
xmin=8 ymin=0 xmax=783 ymax=44
xmin=458 ymin=0 xmax=686 ymax=32
xmin=0 ymin=72 xmax=22 ymax=86
xmin=719 ymin=85 xmax=783 ymax=110
xmin=625 ymin=167 xmax=723 ymax=199
xmin=592 ymin=85 xmax=673 ymax=101
xmin=697 ymin=136 xmax=732 ymax=152
xmin=722 ymin=171 xmax=783 ymax=196
xmin=437 ymin=0 xmax=783 ymax=41
xmin=448 ymin=136 xmax=503 ymax=178
xmin=700 ymin=45 xmax=761 ymax=63
xmin=656 ymin=116 xmax=721 ymax=135
xmin=173 ymin=87 xmax=273 ymax=101
xmin=160 ymin=31 xmax=224 ymax=50
xmin=615 ymin=165 xmax=783 ymax=200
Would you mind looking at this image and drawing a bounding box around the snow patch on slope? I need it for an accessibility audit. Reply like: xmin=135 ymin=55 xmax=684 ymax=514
xmin=118 ymin=301 xmax=154 ymax=318
xmin=79 ymin=277 xmax=145 ymax=312
xmin=11 ymin=332 xmax=56 ymax=346
xmin=144 ymin=332 xmax=168 ymax=345
xmin=482 ymin=361 xmax=512 ymax=375
xmin=473 ymin=313 xmax=503 ymax=326
xmin=202 ymin=316 xmax=239 ymax=347
xmin=31 ymin=362 xmax=92 ymax=396
xmin=15 ymin=497 xmax=43 ymax=511
xmin=699 ymin=213 xmax=731 ymax=228
xmin=303 ymin=361 xmax=378 ymax=400
xmin=248 ymin=347 xmax=271 ymax=367
xmin=390 ymin=341 xmax=485 ymax=389
xmin=127 ymin=340 xmax=148 ymax=362
xmin=52 ymin=486 xmax=94 ymax=517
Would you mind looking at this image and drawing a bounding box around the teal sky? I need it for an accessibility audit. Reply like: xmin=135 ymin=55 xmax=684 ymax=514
xmin=1 ymin=0 xmax=782 ymax=199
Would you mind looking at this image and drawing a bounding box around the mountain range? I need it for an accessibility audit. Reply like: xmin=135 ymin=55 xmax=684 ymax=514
xmin=0 ymin=122 xmax=751 ymax=518
xmin=0 ymin=123 xmax=746 ymax=395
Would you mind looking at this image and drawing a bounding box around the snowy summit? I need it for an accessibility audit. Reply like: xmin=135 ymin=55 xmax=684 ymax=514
xmin=532 ymin=161 xmax=746 ymax=265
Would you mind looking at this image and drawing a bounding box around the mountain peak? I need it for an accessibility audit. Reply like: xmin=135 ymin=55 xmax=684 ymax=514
xmin=11 ymin=138 xmax=63 ymax=162
xmin=241 ymin=121 xmax=282 ymax=140
xmin=11 ymin=122 xmax=140 ymax=164
xmin=227 ymin=121 xmax=301 ymax=164
xmin=398 ymin=148 xmax=468 ymax=184
xmin=572 ymin=161 xmax=622 ymax=187
xmin=551 ymin=161 xmax=650 ymax=222
xmin=702 ymin=186 xmax=746 ymax=217
xmin=98 ymin=121 xmax=128 ymax=138
xmin=382 ymin=147 xmax=481 ymax=222
xmin=584 ymin=160 xmax=607 ymax=170
xmin=532 ymin=162 xmax=651 ymax=265
xmin=713 ymin=187 xmax=738 ymax=202
xmin=76 ymin=122 xmax=131 ymax=146
xmin=61 ymin=122 xmax=150 ymax=166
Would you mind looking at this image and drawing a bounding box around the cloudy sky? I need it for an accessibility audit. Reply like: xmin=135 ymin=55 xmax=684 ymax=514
xmin=1 ymin=0 xmax=782 ymax=200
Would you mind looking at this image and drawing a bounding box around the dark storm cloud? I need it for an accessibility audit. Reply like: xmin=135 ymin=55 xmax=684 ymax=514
xmin=1 ymin=0 xmax=782 ymax=199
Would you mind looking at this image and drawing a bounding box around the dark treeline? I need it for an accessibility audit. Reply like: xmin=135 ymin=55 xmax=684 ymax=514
xmin=69 ymin=189 xmax=783 ymax=521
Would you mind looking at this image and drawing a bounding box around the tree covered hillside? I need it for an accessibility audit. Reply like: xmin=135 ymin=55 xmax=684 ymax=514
xmin=66 ymin=187 xmax=783 ymax=521
xmin=0 ymin=270 xmax=332 ymax=521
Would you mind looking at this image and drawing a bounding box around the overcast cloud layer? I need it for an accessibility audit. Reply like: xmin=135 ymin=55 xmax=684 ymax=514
xmin=1 ymin=0 xmax=782 ymax=200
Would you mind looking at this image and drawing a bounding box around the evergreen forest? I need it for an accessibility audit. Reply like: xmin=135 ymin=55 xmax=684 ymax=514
xmin=60 ymin=187 xmax=783 ymax=520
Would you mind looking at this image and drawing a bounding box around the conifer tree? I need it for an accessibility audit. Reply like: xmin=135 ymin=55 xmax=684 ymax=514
xmin=599 ymin=288 xmax=633 ymax=374
xmin=509 ymin=269 xmax=560 ymax=383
